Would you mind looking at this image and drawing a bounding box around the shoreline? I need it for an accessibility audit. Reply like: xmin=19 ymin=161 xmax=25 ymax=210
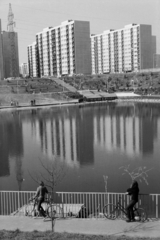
xmin=1 ymin=94 xmax=160 ymax=111
xmin=0 ymin=99 xmax=79 ymax=111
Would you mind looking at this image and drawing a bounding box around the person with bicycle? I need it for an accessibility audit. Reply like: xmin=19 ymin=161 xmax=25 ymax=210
xmin=126 ymin=180 xmax=139 ymax=222
xmin=31 ymin=181 xmax=48 ymax=217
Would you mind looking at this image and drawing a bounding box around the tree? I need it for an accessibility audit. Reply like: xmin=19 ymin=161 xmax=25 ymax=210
xmin=103 ymin=175 xmax=108 ymax=193
xmin=29 ymin=157 xmax=68 ymax=231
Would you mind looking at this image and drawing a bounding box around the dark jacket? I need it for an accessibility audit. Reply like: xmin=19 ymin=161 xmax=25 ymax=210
xmin=127 ymin=181 xmax=139 ymax=202
xmin=34 ymin=185 xmax=48 ymax=200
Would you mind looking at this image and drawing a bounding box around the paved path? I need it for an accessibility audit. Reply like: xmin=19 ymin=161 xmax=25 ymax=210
xmin=0 ymin=216 xmax=160 ymax=238
xmin=51 ymin=78 xmax=77 ymax=92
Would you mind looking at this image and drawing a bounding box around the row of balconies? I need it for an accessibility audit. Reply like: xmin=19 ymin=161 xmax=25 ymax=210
xmin=93 ymin=57 xmax=140 ymax=65
xmin=94 ymin=62 xmax=136 ymax=70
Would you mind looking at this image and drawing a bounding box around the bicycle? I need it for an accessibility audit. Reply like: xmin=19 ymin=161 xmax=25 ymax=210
xmin=25 ymin=197 xmax=63 ymax=221
xmin=103 ymin=197 xmax=147 ymax=222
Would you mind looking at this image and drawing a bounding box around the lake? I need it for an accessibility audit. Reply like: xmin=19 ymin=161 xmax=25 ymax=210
xmin=0 ymin=101 xmax=160 ymax=194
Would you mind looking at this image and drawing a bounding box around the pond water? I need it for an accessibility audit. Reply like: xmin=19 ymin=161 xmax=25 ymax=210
xmin=0 ymin=101 xmax=160 ymax=194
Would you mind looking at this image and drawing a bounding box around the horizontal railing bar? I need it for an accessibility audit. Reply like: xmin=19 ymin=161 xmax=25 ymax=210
xmin=56 ymin=192 xmax=151 ymax=196
xmin=0 ymin=191 xmax=155 ymax=195
xmin=56 ymin=192 xmax=126 ymax=194
xmin=0 ymin=191 xmax=36 ymax=193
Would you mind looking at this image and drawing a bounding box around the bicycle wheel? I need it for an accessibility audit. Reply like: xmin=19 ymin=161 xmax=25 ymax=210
xmin=47 ymin=204 xmax=63 ymax=218
xmin=103 ymin=204 xmax=118 ymax=220
xmin=134 ymin=208 xmax=147 ymax=222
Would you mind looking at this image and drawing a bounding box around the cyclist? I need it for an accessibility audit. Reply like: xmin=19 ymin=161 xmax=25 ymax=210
xmin=126 ymin=180 xmax=139 ymax=222
xmin=31 ymin=181 xmax=48 ymax=217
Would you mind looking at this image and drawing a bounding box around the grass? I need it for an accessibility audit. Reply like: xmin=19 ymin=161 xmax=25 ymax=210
xmin=0 ymin=92 xmax=69 ymax=106
xmin=0 ymin=230 xmax=159 ymax=240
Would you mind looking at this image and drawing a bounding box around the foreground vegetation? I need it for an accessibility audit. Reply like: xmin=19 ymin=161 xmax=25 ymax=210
xmin=0 ymin=230 xmax=158 ymax=240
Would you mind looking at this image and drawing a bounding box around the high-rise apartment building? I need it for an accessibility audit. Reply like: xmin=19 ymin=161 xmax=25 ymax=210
xmin=0 ymin=20 xmax=4 ymax=80
xmin=0 ymin=5 xmax=19 ymax=79
xmin=91 ymin=24 xmax=154 ymax=74
xmin=20 ymin=63 xmax=29 ymax=77
xmin=28 ymin=20 xmax=91 ymax=77
xmin=2 ymin=31 xmax=19 ymax=78
xmin=28 ymin=42 xmax=37 ymax=77
xmin=153 ymin=54 xmax=160 ymax=68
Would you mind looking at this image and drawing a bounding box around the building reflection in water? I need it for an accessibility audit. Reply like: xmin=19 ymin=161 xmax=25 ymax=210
xmin=39 ymin=118 xmax=79 ymax=167
xmin=28 ymin=103 xmax=159 ymax=165
xmin=93 ymin=102 xmax=157 ymax=157
xmin=30 ymin=106 xmax=94 ymax=167
xmin=0 ymin=111 xmax=24 ymax=189
xmin=94 ymin=115 xmax=141 ymax=157
xmin=0 ymin=102 xmax=159 ymax=191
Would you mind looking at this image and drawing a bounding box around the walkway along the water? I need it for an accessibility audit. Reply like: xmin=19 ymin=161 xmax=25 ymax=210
xmin=1 ymin=92 xmax=160 ymax=112
xmin=0 ymin=216 xmax=160 ymax=238
xmin=0 ymin=92 xmax=140 ymax=111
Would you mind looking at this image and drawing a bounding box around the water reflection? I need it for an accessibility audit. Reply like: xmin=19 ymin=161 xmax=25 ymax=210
xmin=27 ymin=107 xmax=94 ymax=167
xmin=0 ymin=102 xmax=160 ymax=192
xmin=0 ymin=112 xmax=23 ymax=178
xmin=94 ymin=102 xmax=156 ymax=157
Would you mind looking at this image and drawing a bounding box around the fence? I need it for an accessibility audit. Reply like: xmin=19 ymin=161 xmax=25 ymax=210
xmin=57 ymin=192 xmax=160 ymax=219
xmin=0 ymin=191 xmax=36 ymax=215
xmin=0 ymin=191 xmax=160 ymax=219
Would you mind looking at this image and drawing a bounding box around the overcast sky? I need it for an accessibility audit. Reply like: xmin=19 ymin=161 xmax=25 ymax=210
xmin=0 ymin=0 xmax=159 ymax=64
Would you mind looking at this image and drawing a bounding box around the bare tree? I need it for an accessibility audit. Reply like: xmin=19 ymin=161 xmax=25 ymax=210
xmin=28 ymin=156 xmax=68 ymax=231
xmin=119 ymin=165 xmax=153 ymax=185
xmin=103 ymin=175 xmax=109 ymax=205
xmin=103 ymin=175 xmax=108 ymax=193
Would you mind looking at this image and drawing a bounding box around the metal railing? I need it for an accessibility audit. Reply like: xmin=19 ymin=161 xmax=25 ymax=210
xmin=0 ymin=191 xmax=36 ymax=215
xmin=57 ymin=192 xmax=160 ymax=219
xmin=0 ymin=191 xmax=160 ymax=219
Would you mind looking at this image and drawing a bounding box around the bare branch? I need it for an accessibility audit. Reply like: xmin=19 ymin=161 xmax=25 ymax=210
xmin=39 ymin=158 xmax=53 ymax=175
xmin=28 ymin=170 xmax=39 ymax=184
xmin=119 ymin=165 xmax=153 ymax=185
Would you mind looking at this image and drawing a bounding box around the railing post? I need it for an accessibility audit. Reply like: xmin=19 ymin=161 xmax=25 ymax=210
xmin=61 ymin=193 xmax=64 ymax=218
xmin=18 ymin=191 xmax=20 ymax=210
xmin=156 ymin=195 xmax=158 ymax=219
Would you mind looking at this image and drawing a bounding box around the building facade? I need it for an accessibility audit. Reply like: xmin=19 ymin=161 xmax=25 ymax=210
xmin=28 ymin=42 xmax=38 ymax=77
xmin=19 ymin=63 xmax=29 ymax=77
xmin=0 ymin=20 xmax=4 ymax=80
xmin=28 ymin=20 xmax=91 ymax=77
xmin=0 ymin=5 xmax=20 ymax=79
xmin=2 ymin=31 xmax=19 ymax=78
xmin=153 ymin=54 xmax=160 ymax=68
xmin=91 ymin=24 xmax=154 ymax=74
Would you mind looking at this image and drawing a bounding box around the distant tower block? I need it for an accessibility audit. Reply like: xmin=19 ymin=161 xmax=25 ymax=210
xmin=1 ymin=3 xmax=19 ymax=78
xmin=7 ymin=3 xmax=15 ymax=32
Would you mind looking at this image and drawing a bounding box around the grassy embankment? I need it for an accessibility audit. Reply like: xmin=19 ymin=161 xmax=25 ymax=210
xmin=0 ymin=230 xmax=158 ymax=240
xmin=0 ymin=78 xmax=69 ymax=106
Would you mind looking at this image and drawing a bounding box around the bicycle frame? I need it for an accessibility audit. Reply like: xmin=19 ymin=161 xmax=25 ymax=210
xmin=113 ymin=198 xmax=140 ymax=218
xmin=26 ymin=198 xmax=49 ymax=217
xmin=114 ymin=202 xmax=127 ymax=216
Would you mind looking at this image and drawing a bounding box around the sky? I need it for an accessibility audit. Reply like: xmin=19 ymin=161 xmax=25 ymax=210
xmin=0 ymin=0 xmax=159 ymax=64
